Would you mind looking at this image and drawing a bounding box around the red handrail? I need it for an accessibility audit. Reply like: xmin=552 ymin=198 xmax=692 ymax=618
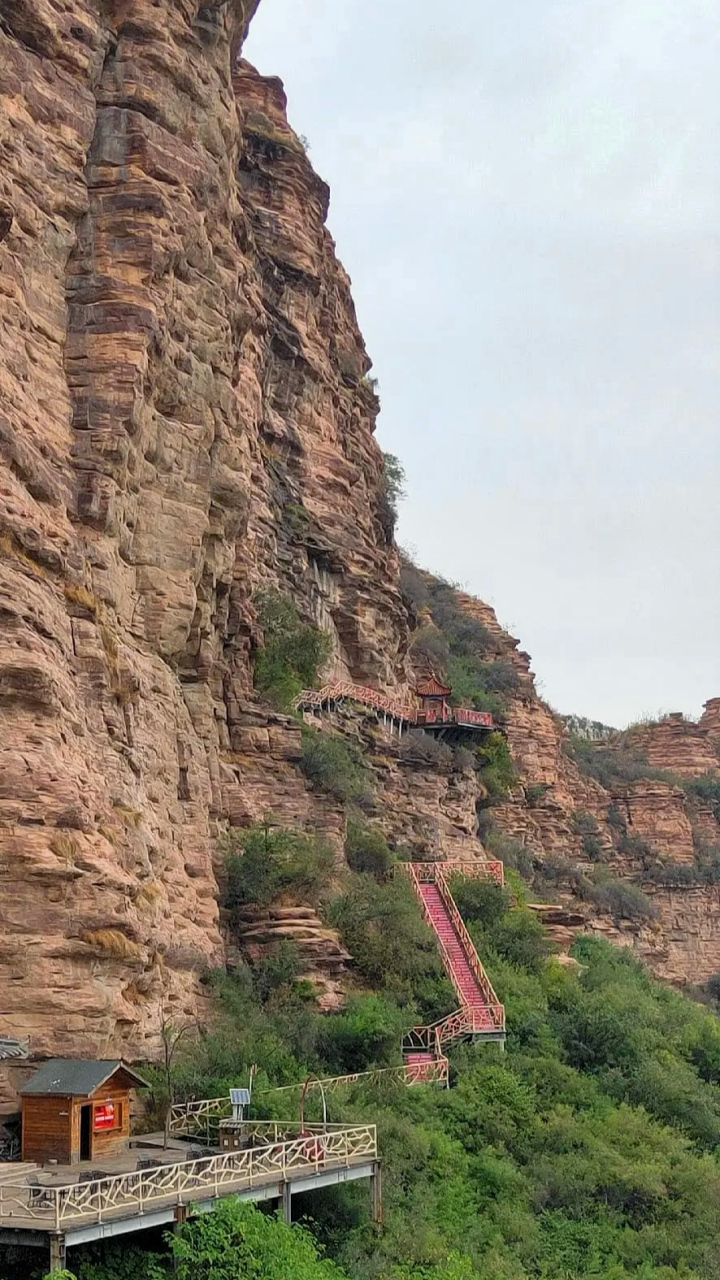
xmin=294 ymin=683 xmax=495 ymax=732
xmin=398 ymin=861 xmax=506 ymax=1048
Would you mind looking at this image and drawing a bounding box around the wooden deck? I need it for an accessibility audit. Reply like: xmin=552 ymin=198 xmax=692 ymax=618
xmin=0 ymin=1122 xmax=379 ymax=1268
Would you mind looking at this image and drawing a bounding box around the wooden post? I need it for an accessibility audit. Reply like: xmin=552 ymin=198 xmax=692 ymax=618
xmin=48 ymin=1234 xmax=67 ymax=1273
xmin=371 ymin=1160 xmax=383 ymax=1224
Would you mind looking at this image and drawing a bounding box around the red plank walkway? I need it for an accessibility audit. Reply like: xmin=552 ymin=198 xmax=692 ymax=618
xmin=399 ymin=862 xmax=506 ymax=1064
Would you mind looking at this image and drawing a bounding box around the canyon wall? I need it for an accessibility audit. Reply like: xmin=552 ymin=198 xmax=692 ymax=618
xmin=0 ymin=0 xmax=411 ymax=1098
xmin=1 ymin=0 xmax=719 ymax=1115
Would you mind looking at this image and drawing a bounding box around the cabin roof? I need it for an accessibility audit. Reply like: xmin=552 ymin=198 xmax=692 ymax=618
xmin=19 ymin=1059 xmax=149 ymax=1097
xmin=416 ymin=676 xmax=452 ymax=698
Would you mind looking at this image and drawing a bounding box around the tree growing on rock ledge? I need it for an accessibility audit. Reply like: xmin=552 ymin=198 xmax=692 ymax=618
xmin=253 ymin=590 xmax=331 ymax=710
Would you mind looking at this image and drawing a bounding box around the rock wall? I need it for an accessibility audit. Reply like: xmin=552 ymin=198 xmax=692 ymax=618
xmin=2 ymin=0 xmax=720 ymax=1114
xmin=0 ymin=0 xmax=410 ymax=1097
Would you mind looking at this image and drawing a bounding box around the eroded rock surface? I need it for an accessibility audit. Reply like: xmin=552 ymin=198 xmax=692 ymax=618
xmin=0 ymin=2 xmax=408 ymax=1092
xmin=2 ymin=0 xmax=720 ymax=1115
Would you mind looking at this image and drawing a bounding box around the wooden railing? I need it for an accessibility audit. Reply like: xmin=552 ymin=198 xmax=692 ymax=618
xmin=434 ymin=869 xmax=504 ymax=1022
xmin=169 ymin=1060 xmax=448 ymax=1139
xmin=295 ymin=683 xmax=417 ymax=724
xmin=0 ymin=1124 xmax=377 ymax=1230
xmin=405 ymin=859 xmax=504 ymax=888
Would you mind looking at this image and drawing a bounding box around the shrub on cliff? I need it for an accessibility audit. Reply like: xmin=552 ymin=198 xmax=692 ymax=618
xmin=222 ymin=821 xmax=335 ymax=911
xmin=565 ymin=734 xmax=676 ymax=788
xmin=475 ymin=731 xmax=517 ymax=801
xmin=326 ymin=874 xmax=454 ymax=1018
xmin=398 ymin=728 xmax=453 ymax=769
xmin=585 ymin=876 xmax=657 ymax=921
xmin=424 ymin=578 xmax=492 ymax=656
xmin=253 ymin=590 xmax=331 ymax=710
xmin=345 ymin=819 xmax=395 ymax=878
xmin=300 ymin=727 xmax=371 ymax=802
xmin=378 ymin=452 xmax=406 ymax=539
xmin=399 ymin=560 xmax=429 ymax=613
xmin=572 ymin=809 xmax=606 ymax=861
xmin=684 ymin=774 xmax=720 ymax=822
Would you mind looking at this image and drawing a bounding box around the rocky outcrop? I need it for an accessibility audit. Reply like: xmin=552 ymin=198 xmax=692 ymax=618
xmin=624 ymin=713 xmax=720 ymax=778
xmin=230 ymin=905 xmax=350 ymax=1011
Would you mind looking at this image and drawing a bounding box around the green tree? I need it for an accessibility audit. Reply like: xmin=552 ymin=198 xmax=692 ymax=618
xmin=253 ymin=590 xmax=331 ymax=710
xmin=222 ymin=821 xmax=335 ymax=911
xmin=169 ymin=1199 xmax=347 ymax=1279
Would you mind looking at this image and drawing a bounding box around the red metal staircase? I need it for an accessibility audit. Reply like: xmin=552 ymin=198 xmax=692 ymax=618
xmin=399 ymin=861 xmax=506 ymax=1064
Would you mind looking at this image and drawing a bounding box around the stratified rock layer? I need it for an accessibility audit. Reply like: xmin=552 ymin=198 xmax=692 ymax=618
xmin=2 ymin=0 xmax=720 ymax=1112
xmin=0 ymin=2 xmax=409 ymax=1090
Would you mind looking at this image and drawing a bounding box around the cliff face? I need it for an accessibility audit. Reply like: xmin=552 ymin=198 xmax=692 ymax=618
xmin=2 ymin=0 xmax=719 ymax=1111
xmin=0 ymin=0 xmax=409 ymax=1092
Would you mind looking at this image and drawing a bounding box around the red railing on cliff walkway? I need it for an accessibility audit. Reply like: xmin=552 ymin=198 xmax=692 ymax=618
xmin=398 ymin=861 xmax=506 ymax=1059
xmin=295 ymin=683 xmax=494 ymax=731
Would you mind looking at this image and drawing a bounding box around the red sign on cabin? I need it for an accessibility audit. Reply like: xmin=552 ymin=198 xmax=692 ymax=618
xmin=94 ymin=1103 xmax=115 ymax=1130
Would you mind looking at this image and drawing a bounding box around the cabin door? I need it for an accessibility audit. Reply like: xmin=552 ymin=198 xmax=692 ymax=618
xmin=80 ymin=1105 xmax=92 ymax=1161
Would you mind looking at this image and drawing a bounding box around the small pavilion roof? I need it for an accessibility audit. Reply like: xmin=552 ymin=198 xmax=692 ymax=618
xmin=416 ymin=676 xmax=452 ymax=698
xmin=19 ymin=1059 xmax=148 ymax=1097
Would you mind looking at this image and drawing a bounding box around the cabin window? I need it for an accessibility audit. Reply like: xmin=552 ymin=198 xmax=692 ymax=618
xmin=93 ymin=1102 xmax=119 ymax=1131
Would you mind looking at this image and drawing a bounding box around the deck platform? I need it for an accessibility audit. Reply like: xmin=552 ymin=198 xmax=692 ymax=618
xmin=0 ymin=1123 xmax=379 ymax=1272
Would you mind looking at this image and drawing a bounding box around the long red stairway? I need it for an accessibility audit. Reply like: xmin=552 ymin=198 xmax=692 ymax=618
xmin=399 ymin=861 xmax=506 ymax=1063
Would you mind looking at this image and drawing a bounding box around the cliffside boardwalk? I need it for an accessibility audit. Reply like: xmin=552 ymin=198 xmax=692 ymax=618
xmin=295 ymin=681 xmax=496 ymax=738
xmin=0 ymin=1123 xmax=380 ymax=1273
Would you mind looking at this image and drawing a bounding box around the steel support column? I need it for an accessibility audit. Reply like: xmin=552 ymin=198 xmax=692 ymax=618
xmin=48 ymin=1235 xmax=67 ymax=1273
xmin=280 ymin=1181 xmax=292 ymax=1223
xmin=371 ymin=1161 xmax=383 ymax=1224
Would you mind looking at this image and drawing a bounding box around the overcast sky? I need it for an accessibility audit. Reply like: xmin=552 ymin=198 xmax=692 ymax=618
xmin=245 ymin=0 xmax=720 ymax=728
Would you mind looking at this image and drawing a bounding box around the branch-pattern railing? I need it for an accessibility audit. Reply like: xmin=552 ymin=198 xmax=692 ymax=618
xmin=168 ymin=1060 xmax=448 ymax=1139
xmin=0 ymin=1124 xmax=377 ymax=1229
xmin=295 ymin=683 xmax=417 ymax=724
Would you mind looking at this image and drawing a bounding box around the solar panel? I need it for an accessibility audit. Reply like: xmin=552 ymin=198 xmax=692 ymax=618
xmin=229 ymin=1088 xmax=251 ymax=1106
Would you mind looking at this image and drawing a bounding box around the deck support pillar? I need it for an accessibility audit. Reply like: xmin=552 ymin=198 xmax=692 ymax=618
xmin=48 ymin=1234 xmax=66 ymax=1273
xmin=280 ymin=1180 xmax=292 ymax=1223
xmin=371 ymin=1160 xmax=383 ymax=1225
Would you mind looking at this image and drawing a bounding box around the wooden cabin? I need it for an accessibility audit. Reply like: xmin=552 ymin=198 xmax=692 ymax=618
xmin=19 ymin=1059 xmax=148 ymax=1165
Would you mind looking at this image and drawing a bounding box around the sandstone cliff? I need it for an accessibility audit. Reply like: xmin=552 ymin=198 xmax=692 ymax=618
xmin=0 ymin=0 xmax=410 ymax=1097
xmin=2 ymin=0 xmax=719 ymax=1116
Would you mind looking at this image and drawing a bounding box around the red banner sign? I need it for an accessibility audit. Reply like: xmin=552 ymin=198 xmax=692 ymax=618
xmin=94 ymin=1103 xmax=116 ymax=1130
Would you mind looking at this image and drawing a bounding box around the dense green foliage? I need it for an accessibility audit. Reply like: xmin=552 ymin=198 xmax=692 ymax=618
xmin=170 ymin=1199 xmax=345 ymax=1279
xmin=222 ymin=821 xmax=335 ymax=910
xmin=345 ymin=819 xmax=395 ymax=878
xmin=683 ymin=776 xmax=720 ymax=824
xmin=301 ymin=726 xmax=371 ymax=802
xmin=253 ymin=589 xmax=331 ymax=709
xmin=475 ymin=731 xmax=518 ymax=802
xmin=399 ymin=562 xmax=520 ymax=720
xmin=381 ymin=454 xmax=407 ymax=534
xmin=326 ymin=874 xmax=455 ymax=1019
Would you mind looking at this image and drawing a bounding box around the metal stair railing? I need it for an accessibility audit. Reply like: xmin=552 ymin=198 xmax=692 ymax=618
xmin=397 ymin=861 xmax=506 ymax=1046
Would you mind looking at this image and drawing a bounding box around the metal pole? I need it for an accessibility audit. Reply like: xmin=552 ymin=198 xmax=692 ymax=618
xmin=371 ymin=1161 xmax=383 ymax=1224
xmin=281 ymin=1180 xmax=292 ymax=1222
